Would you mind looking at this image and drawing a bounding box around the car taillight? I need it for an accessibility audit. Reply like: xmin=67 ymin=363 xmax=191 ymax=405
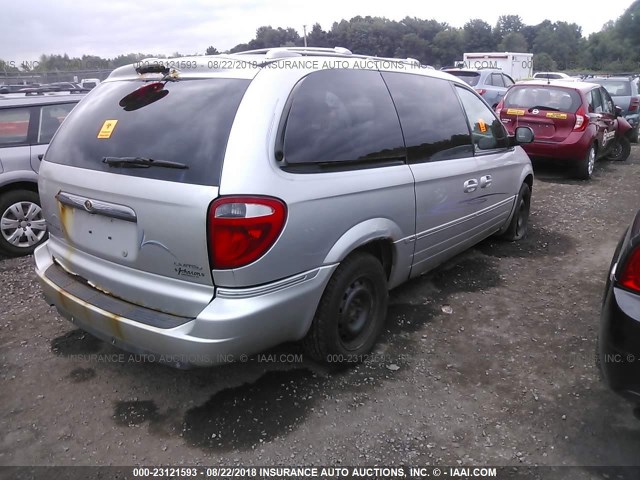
xmin=573 ymin=106 xmax=588 ymax=131
xmin=495 ymin=99 xmax=504 ymax=116
xmin=619 ymin=246 xmax=640 ymax=293
xmin=629 ymin=97 xmax=639 ymax=112
xmin=208 ymin=196 xmax=287 ymax=269
xmin=475 ymin=89 xmax=487 ymax=96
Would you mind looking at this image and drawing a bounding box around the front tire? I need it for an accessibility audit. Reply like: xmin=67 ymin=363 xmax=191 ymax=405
xmin=0 ymin=189 xmax=48 ymax=257
xmin=501 ymin=183 xmax=531 ymax=241
xmin=575 ymin=144 xmax=596 ymax=180
xmin=607 ymin=136 xmax=631 ymax=162
xmin=303 ymin=252 xmax=388 ymax=365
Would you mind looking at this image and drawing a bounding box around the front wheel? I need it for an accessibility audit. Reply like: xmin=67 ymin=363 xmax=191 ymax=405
xmin=607 ymin=136 xmax=631 ymax=162
xmin=303 ymin=252 xmax=388 ymax=365
xmin=501 ymin=183 xmax=531 ymax=241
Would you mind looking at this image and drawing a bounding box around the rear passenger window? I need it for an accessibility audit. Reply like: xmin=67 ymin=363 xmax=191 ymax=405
xmin=0 ymin=107 xmax=30 ymax=146
xmin=280 ymin=70 xmax=405 ymax=170
xmin=382 ymin=72 xmax=473 ymax=163
xmin=491 ymin=73 xmax=505 ymax=87
xmin=456 ymin=87 xmax=509 ymax=151
xmin=589 ymin=88 xmax=603 ymax=113
xmin=503 ymin=75 xmax=515 ymax=87
xmin=38 ymin=103 xmax=75 ymax=144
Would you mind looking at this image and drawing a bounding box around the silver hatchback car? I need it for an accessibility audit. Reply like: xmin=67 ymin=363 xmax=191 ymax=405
xmin=34 ymin=47 xmax=534 ymax=367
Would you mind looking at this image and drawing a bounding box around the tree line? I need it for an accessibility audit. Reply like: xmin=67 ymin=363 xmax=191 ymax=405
xmin=2 ymin=1 xmax=638 ymax=75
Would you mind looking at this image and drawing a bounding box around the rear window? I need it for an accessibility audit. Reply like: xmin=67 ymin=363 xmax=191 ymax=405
xmin=45 ymin=78 xmax=250 ymax=186
xmin=447 ymin=72 xmax=480 ymax=87
xmin=504 ymin=86 xmax=581 ymax=113
xmin=595 ymin=80 xmax=632 ymax=97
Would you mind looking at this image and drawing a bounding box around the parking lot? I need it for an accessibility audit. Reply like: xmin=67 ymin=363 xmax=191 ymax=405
xmin=1 ymin=147 xmax=640 ymax=474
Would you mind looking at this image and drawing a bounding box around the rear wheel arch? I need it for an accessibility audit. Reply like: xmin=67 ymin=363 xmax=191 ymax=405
xmin=0 ymin=181 xmax=38 ymax=196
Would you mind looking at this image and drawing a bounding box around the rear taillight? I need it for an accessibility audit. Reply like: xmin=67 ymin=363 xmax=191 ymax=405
xmin=208 ymin=196 xmax=287 ymax=269
xmin=573 ymin=106 xmax=588 ymax=131
xmin=475 ymin=89 xmax=487 ymax=96
xmin=619 ymin=246 xmax=640 ymax=293
xmin=629 ymin=97 xmax=639 ymax=112
xmin=495 ymin=99 xmax=504 ymax=116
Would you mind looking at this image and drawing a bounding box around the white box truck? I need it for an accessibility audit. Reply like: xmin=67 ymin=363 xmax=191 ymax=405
xmin=458 ymin=52 xmax=533 ymax=81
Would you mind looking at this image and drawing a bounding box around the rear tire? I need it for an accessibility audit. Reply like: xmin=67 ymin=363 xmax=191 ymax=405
xmin=607 ymin=136 xmax=631 ymax=162
xmin=0 ymin=189 xmax=48 ymax=257
xmin=575 ymin=144 xmax=596 ymax=180
xmin=501 ymin=183 xmax=531 ymax=241
xmin=303 ymin=252 xmax=388 ymax=366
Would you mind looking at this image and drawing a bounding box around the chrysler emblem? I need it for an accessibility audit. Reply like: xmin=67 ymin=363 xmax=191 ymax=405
xmin=84 ymin=200 xmax=93 ymax=212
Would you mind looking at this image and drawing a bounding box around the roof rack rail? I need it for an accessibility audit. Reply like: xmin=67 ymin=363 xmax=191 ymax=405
xmin=19 ymin=86 xmax=89 ymax=96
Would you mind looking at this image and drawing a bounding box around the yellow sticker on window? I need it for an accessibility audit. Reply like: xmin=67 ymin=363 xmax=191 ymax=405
xmin=546 ymin=112 xmax=568 ymax=119
xmin=97 ymin=120 xmax=118 ymax=139
xmin=506 ymin=109 xmax=525 ymax=116
xmin=478 ymin=119 xmax=487 ymax=133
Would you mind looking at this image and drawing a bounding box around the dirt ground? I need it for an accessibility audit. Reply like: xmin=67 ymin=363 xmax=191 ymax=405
xmin=2 ymin=146 xmax=640 ymax=478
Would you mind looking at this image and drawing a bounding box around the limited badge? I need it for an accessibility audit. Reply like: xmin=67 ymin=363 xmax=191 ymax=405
xmin=97 ymin=120 xmax=118 ymax=139
xmin=506 ymin=108 xmax=525 ymax=116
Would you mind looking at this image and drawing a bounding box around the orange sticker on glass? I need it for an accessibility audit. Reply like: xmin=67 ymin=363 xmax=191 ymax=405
xmin=478 ymin=119 xmax=487 ymax=133
xmin=97 ymin=120 xmax=118 ymax=139
xmin=546 ymin=112 xmax=568 ymax=119
xmin=506 ymin=108 xmax=525 ymax=116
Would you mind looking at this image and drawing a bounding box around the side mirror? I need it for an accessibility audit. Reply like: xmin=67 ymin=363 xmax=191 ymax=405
xmin=514 ymin=126 xmax=534 ymax=144
xmin=615 ymin=105 xmax=623 ymax=117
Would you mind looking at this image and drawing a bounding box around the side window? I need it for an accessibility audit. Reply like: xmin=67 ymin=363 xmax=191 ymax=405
xmin=0 ymin=107 xmax=31 ymax=146
xmin=281 ymin=69 xmax=405 ymax=169
xmin=491 ymin=73 xmax=505 ymax=87
xmin=503 ymin=75 xmax=515 ymax=87
xmin=381 ymin=72 xmax=473 ymax=163
xmin=600 ymin=88 xmax=615 ymax=114
xmin=456 ymin=87 xmax=509 ymax=151
xmin=38 ymin=103 xmax=76 ymax=144
xmin=590 ymin=88 xmax=603 ymax=113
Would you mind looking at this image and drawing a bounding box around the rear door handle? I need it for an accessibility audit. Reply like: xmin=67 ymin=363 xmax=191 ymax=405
xmin=463 ymin=179 xmax=478 ymax=193
xmin=480 ymin=175 xmax=492 ymax=188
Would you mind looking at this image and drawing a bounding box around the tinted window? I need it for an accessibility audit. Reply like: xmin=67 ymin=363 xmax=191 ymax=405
xmin=382 ymin=72 xmax=473 ymax=163
xmin=504 ymin=86 xmax=581 ymax=112
xmin=38 ymin=103 xmax=76 ymax=144
xmin=456 ymin=87 xmax=508 ymax=151
xmin=45 ymin=78 xmax=250 ymax=186
xmin=281 ymin=70 xmax=405 ymax=168
xmin=490 ymin=73 xmax=505 ymax=87
xmin=0 ymin=107 xmax=30 ymax=146
xmin=446 ymin=71 xmax=480 ymax=87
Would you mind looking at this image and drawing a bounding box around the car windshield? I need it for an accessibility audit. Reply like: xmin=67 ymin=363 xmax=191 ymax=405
xmin=504 ymin=86 xmax=581 ymax=112
xmin=595 ymin=80 xmax=632 ymax=97
xmin=447 ymin=72 xmax=480 ymax=87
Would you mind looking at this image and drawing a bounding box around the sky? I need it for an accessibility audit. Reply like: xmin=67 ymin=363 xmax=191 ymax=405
xmin=0 ymin=0 xmax=635 ymax=63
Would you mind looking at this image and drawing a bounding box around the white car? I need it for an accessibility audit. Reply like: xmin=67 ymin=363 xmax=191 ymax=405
xmin=532 ymin=72 xmax=573 ymax=80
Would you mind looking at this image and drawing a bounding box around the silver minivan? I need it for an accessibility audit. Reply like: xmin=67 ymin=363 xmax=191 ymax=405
xmin=34 ymin=47 xmax=534 ymax=367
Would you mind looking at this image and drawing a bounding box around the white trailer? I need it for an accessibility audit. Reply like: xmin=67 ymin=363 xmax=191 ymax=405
xmin=459 ymin=52 xmax=534 ymax=81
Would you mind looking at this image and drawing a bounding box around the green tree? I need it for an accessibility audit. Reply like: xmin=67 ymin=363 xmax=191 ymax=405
xmin=433 ymin=28 xmax=465 ymax=67
xmin=532 ymin=52 xmax=557 ymax=72
xmin=205 ymin=46 xmax=220 ymax=55
xmin=463 ymin=19 xmax=495 ymax=52
xmin=498 ymin=32 xmax=528 ymax=52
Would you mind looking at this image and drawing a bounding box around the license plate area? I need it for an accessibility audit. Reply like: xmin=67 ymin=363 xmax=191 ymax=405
xmin=64 ymin=207 xmax=140 ymax=262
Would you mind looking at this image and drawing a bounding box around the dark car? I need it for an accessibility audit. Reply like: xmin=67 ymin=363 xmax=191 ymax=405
xmin=589 ymin=76 xmax=640 ymax=143
xmin=443 ymin=68 xmax=515 ymax=109
xmin=599 ymin=209 xmax=640 ymax=415
xmin=497 ymin=80 xmax=634 ymax=179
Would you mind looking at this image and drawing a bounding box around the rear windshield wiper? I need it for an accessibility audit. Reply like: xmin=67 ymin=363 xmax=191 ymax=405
xmin=529 ymin=105 xmax=560 ymax=112
xmin=102 ymin=156 xmax=188 ymax=169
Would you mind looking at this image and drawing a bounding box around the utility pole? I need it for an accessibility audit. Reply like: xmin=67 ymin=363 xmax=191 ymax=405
xmin=303 ymin=25 xmax=307 ymax=47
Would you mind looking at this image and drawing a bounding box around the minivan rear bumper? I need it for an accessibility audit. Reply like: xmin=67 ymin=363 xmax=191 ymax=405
xmin=34 ymin=243 xmax=335 ymax=367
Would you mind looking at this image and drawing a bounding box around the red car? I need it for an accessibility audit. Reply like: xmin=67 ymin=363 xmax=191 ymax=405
xmin=497 ymin=80 xmax=633 ymax=179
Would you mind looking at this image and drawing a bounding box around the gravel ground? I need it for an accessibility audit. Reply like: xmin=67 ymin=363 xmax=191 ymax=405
xmin=2 ymin=147 xmax=640 ymax=478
